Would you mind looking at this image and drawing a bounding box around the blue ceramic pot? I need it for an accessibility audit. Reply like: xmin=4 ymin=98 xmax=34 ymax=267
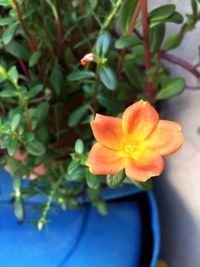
xmin=0 ymin=169 xmax=159 ymax=267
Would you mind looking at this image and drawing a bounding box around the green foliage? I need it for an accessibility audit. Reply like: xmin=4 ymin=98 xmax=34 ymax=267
xmin=0 ymin=0 xmax=198 ymax=227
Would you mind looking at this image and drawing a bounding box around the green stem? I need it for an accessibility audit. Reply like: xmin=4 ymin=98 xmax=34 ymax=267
xmin=100 ymin=0 xmax=123 ymax=32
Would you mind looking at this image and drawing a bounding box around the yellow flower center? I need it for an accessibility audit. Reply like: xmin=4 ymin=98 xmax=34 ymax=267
xmin=119 ymin=138 xmax=144 ymax=159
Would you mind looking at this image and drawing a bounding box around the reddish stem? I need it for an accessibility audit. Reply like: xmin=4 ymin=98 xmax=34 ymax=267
xmin=18 ymin=58 xmax=30 ymax=80
xmin=159 ymin=51 xmax=200 ymax=78
xmin=141 ymin=0 xmax=154 ymax=102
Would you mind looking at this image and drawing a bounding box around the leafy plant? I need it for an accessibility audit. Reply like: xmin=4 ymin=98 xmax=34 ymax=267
xmin=0 ymin=0 xmax=199 ymax=229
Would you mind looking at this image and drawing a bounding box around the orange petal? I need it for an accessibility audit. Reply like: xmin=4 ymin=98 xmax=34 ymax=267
xmin=145 ymin=120 xmax=184 ymax=156
xmin=86 ymin=143 xmax=124 ymax=175
xmin=91 ymin=114 xmax=123 ymax=150
xmin=124 ymin=149 xmax=164 ymax=182
xmin=122 ymin=100 xmax=159 ymax=140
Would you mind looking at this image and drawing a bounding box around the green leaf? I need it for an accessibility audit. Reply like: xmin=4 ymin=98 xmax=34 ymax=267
xmin=5 ymin=41 xmax=30 ymax=61
xmin=99 ymin=65 xmax=117 ymax=90
xmin=150 ymin=23 xmax=165 ymax=54
xmin=14 ymin=197 xmax=24 ymax=221
xmin=149 ymin=4 xmax=176 ymax=22
xmin=67 ymin=160 xmax=79 ymax=175
xmin=156 ymin=77 xmax=185 ymax=100
xmin=119 ymin=0 xmax=137 ymax=33
xmin=0 ymin=0 xmax=12 ymax=7
xmin=0 ymin=17 xmax=13 ymax=26
xmin=126 ymin=178 xmax=153 ymax=190
xmin=7 ymin=137 xmax=18 ymax=156
xmin=124 ymin=63 xmax=145 ymax=91
xmin=26 ymin=84 xmax=43 ymax=99
xmin=25 ymin=139 xmax=46 ymax=156
xmin=2 ymin=22 xmax=18 ymax=45
xmin=86 ymin=171 xmax=101 ymax=189
xmin=107 ymin=170 xmax=125 ymax=188
xmin=191 ymin=0 xmax=198 ymax=15
xmin=0 ymin=89 xmax=18 ymax=97
xmin=50 ymin=67 xmax=64 ymax=95
xmin=67 ymin=71 xmax=95 ymax=81
xmin=163 ymin=32 xmax=182 ymax=50
xmin=13 ymin=172 xmax=22 ymax=191
xmin=166 ymin=11 xmax=183 ymax=24
xmin=75 ymin=139 xmax=84 ymax=154
xmin=115 ymin=36 xmax=142 ymax=49
xmin=93 ymin=199 xmax=107 ymax=215
xmin=8 ymin=66 xmax=18 ymax=84
xmin=29 ymin=51 xmax=41 ymax=67
xmin=96 ymin=31 xmax=111 ymax=58
xmin=11 ymin=113 xmax=21 ymax=131
xmin=68 ymin=105 xmax=88 ymax=127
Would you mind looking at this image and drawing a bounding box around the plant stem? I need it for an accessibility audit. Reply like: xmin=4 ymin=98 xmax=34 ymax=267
xmin=100 ymin=0 xmax=123 ymax=32
xmin=25 ymin=105 xmax=32 ymax=131
xmin=117 ymin=0 xmax=141 ymax=75
xmin=159 ymin=51 xmax=200 ymax=78
xmin=56 ymin=0 xmax=64 ymax=60
xmin=141 ymin=0 xmax=154 ymax=102
xmin=12 ymin=0 xmax=36 ymax=51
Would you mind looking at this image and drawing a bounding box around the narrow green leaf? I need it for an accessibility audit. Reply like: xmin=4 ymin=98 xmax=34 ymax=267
xmin=149 ymin=5 xmax=176 ymax=22
xmin=115 ymin=36 xmax=142 ymax=49
xmin=11 ymin=113 xmax=21 ymax=131
xmin=29 ymin=51 xmax=41 ymax=67
xmin=8 ymin=66 xmax=18 ymax=84
xmin=68 ymin=105 xmax=88 ymax=127
xmin=25 ymin=139 xmax=46 ymax=156
xmin=0 ymin=89 xmax=18 ymax=97
xmin=150 ymin=23 xmax=165 ymax=54
xmin=99 ymin=65 xmax=117 ymax=90
xmin=50 ymin=67 xmax=63 ymax=95
xmin=14 ymin=197 xmax=24 ymax=221
xmin=67 ymin=160 xmax=79 ymax=175
xmin=107 ymin=170 xmax=125 ymax=188
xmin=13 ymin=172 xmax=22 ymax=191
xmin=86 ymin=172 xmax=101 ymax=189
xmin=26 ymin=84 xmax=43 ymax=99
xmin=67 ymin=71 xmax=95 ymax=81
xmin=96 ymin=31 xmax=111 ymax=58
xmin=156 ymin=77 xmax=185 ymax=100
xmin=119 ymin=0 xmax=137 ymax=33
xmin=2 ymin=23 xmax=18 ymax=45
xmin=7 ymin=137 xmax=18 ymax=156
xmin=163 ymin=32 xmax=182 ymax=50
xmin=75 ymin=139 xmax=84 ymax=154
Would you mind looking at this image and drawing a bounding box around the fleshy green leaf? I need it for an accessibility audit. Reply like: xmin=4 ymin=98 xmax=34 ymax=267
xmin=107 ymin=171 xmax=125 ymax=188
xmin=11 ymin=113 xmax=21 ymax=131
xmin=29 ymin=51 xmax=41 ymax=67
xmin=115 ymin=36 xmax=142 ymax=49
xmin=67 ymin=71 xmax=95 ymax=81
xmin=99 ymin=65 xmax=117 ymax=90
xmin=14 ymin=197 xmax=24 ymax=221
xmin=119 ymin=0 xmax=138 ymax=33
xmin=96 ymin=31 xmax=111 ymax=58
xmin=68 ymin=105 xmax=89 ymax=127
xmin=2 ymin=23 xmax=18 ymax=45
xmin=150 ymin=23 xmax=165 ymax=54
xmin=156 ymin=77 xmax=185 ymax=100
xmin=75 ymin=139 xmax=84 ymax=154
xmin=163 ymin=32 xmax=182 ymax=50
xmin=25 ymin=139 xmax=46 ymax=156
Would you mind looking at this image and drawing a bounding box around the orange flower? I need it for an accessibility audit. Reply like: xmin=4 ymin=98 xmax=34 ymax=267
xmin=86 ymin=100 xmax=184 ymax=182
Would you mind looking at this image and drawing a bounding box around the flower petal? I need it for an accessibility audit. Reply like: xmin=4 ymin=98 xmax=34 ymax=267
xmin=86 ymin=143 xmax=124 ymax=175
xmin=145 ymin=120 xmax=184 ymax=156
xmin=124 ymin=149 xmax=164 ymax=182
xmin=91 ymin=114 xmax=123 ymax=149
xmin=122 ymin=100 xmax=159 ymax=140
